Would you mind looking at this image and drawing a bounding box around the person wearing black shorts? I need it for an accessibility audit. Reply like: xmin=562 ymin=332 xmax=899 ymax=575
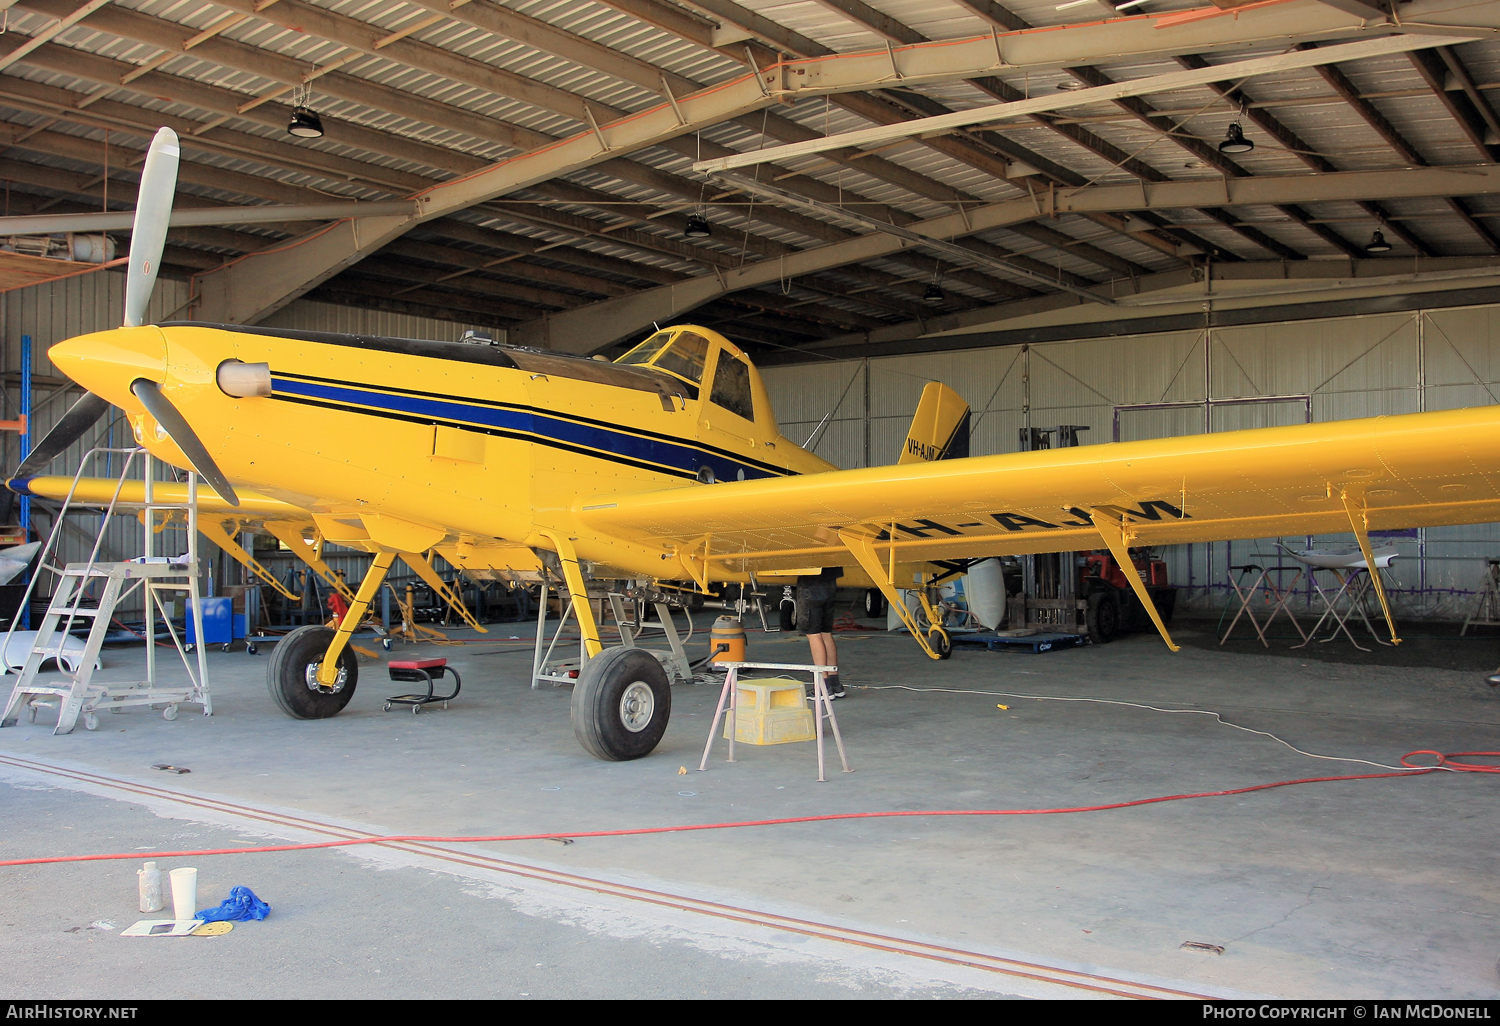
xmin=796 ymin=567 xmax=844 ymax=699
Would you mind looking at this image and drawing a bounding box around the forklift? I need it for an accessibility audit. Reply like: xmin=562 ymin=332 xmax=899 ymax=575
xmin=1008 ymin=426 xmax=1177 ymax=643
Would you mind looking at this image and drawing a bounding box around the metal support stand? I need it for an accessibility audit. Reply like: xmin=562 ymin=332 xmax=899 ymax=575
xmin=607 ymin=592 xmax=691 ymax=682
xmin=1293 ymin=567 xmax=1392 ymax=652
xmin=1462 ymin=558 xmax=1500 ymax=635
xmin=0 ymin=448 xmax=211 ymax=733
xmin=530 ymin=578 xmax=580 ymax=689
xmin=1219 ymin=564 xmax=1306 ymax=647
xmin=698 ymin=661 xmax=850 ymax=782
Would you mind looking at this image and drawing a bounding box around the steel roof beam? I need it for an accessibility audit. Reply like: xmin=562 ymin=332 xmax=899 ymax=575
xmin=722 ymin=0 xmax=1273 ymax=261
xmin=512 ymin=163 xmax=1500 ymax=351
xmin=685 ymin=0 xmax=1496 ymax=70
xmin=1298 ymin=42 xmax=1494 ymax=254
xmin=788 ymin=255 xmax=1500 ymax=361
xmin=1173 ymin=52 xmax=1408 ymax=260
xmin=1409 ymin=46 xmax=1500 ymax=163
xmin=0 ymin=51 xmax=461 ymax=192
xmin=861 ymin=87 xmax=1227 ymax=263
xmin=188 ymin=1 xmax=1500 ymax=323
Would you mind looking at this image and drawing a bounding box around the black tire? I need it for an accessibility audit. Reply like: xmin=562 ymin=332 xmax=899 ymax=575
xmin=863 ymin=588 xmax=886 ymax=620
xmin=571 ymin=647 xmax=672 ymax=761
xmin=927 ymin=626 xmax=952 ymax=660
xmin=778 ymin=599 xmax=796 ymax=633
xmin=267 ymin=624 xmax=359 ymax=719
xmin=1086 ymin=589 xmax=1120 ymax=644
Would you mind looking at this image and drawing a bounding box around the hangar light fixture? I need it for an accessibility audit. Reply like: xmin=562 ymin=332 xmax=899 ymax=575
xmin=683 ymin=214 xmax=712 ymax=239
xmin=1218 ymin=122 xmax=1253 ymax=155
xmin=1365 ymin=230 xmax=1393 ymax=254
xmin=287 ymin=106 xmax=324 ymax=139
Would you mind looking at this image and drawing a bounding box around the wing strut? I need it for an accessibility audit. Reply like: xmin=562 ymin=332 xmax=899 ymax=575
xmin=262 ymin=522 xmax=356 ymax=601
xmin=196 ymin=518 xmax=300 ymax=602
xmin=1090 ymin=508 xmax=1180 ymax=653
xmin=399 ymin=551 xmax=488 ymax=634
xmin=1341 ymin=492 xmax=1402 ymax=646
xmin=838 ymin=527 xmax=947 ymax=660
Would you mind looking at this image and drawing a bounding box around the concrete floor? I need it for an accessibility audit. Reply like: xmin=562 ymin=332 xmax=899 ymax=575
xmin=2 ymin=615 xmax=1498 ymax=999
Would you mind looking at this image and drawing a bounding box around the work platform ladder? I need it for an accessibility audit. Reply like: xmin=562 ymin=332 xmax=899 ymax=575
xmin=0 ymin=448 xmax=212 ymax=734
xmin=530 ymin=578 xmax=692 ymax=688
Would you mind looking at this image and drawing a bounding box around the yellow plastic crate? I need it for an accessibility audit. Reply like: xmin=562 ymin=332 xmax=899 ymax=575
xmin=723 ymin=676 xmax=816 ymax=745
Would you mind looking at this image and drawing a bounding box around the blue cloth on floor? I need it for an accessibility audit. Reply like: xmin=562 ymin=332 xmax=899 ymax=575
xmin=197 ymin=886 xmax=270 ymax=923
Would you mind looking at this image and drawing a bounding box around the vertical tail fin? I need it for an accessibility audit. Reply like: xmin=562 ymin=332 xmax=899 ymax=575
xmin=898 ymin=381 xmax=971 ymax=464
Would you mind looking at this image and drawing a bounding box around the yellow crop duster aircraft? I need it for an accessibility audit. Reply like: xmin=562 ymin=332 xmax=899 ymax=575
xmin=10 ymin=127 xmax=1500 ymax=761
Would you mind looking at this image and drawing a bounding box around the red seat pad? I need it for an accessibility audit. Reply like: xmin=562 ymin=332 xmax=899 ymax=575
xmin=388 ymin=658 xmax=447 ymax=669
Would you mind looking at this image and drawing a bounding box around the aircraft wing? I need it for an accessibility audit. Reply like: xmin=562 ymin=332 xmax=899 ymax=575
xmin=14 ymin=476 xmax=308 ymax=520
xmin=578 ymin=405 xmax=1500 ymax=574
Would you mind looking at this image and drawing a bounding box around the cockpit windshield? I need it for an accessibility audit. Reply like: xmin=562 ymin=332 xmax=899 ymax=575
xmin=616 ymin=329 xmax=711 ymax=385
xmin=616 ymin=330 xmax=673 ymax=368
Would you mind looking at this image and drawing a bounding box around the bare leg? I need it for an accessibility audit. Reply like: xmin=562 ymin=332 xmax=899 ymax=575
xmin=808 ymin=633 xmax=830 ymax=665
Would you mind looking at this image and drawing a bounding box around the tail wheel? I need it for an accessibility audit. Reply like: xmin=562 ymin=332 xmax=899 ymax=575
xmin=267 ymin=625 xmax=359 ymax=719
xmin=927 ymin=626 xmax=952 ymax=660
xmin=862 ymin=588 xmax=885 ymax=619
xmin=571 ymin=647 xmax=672 ymax=761
xmin=778 ymin=599 xmax=796 ymax=633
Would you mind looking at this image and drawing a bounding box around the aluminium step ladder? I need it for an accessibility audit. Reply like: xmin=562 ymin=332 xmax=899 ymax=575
xmin=0 ymin=447 xmax=212 ymax=734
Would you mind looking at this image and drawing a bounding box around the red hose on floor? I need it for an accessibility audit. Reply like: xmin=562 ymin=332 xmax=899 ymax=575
xmin=3 ymin=751 xmax=1495 ymax=868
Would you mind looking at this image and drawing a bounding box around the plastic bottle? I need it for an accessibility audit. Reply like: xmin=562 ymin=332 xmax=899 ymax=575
xmin=137 ymin=861 xmax=163 ymax=913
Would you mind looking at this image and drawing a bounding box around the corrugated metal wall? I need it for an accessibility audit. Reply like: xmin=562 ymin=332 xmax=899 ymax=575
xmin=0 ymin=271 xmax=504 ymax=615
xmin=761 ymin=303 xmax=1500 ymax=620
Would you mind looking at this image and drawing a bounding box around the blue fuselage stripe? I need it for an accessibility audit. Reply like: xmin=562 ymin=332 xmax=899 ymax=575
xmin=270 ymin=377 xmax=781 ymax=482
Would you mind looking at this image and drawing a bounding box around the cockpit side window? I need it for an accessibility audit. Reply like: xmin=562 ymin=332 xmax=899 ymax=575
xmin=653 ymin=331 xmax=711 ymax=384
xmin=709 ymin=352 xmax=755 ymax=422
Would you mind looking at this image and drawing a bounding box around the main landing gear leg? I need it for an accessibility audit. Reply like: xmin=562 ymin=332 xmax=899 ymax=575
xmin=546 ymin=533 xmax=672 ymax=761
xmin=268 ymin=551 xmax=395 ymax=719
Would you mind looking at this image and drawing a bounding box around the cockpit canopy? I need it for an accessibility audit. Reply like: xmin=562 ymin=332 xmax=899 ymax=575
xmin=617 ymin=326 xmax=769 ymax=431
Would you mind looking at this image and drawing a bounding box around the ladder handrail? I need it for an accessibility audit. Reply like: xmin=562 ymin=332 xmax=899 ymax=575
xmin=1 ymin=446 xmax=145 ymax=672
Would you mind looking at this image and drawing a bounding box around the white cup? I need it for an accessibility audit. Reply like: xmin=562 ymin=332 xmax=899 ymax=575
xmin=169 ymin=867 xmax=198 ymax=922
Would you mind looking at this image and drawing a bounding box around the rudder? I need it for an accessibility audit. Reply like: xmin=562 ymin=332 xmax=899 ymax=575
xmin=898 ymin=381 xmax=970 ymax=464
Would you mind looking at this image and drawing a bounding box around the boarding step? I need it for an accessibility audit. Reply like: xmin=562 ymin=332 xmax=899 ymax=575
xmin=60 ymin=560 xmax=196 ymax=579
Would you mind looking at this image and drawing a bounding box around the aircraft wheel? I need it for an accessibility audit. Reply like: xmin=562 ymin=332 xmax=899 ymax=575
xmin=927 ymin=626 xmax=951 ymax=660
xmin=1086 ymin=590 xmax=1120 ymax=644
xmin=571 ymin=647 xmax=671 ymax=762
xmin=863 ymin=588 xmax=885 ymax=620
xmin=267 ymin=625 xmax=358 ymax=720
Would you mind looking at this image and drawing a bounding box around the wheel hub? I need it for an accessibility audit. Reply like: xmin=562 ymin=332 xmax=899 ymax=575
xmin=305 ymin=661 xmax=347 ymax=694
xmin=618 ymin=680 xmax=654 ymax=733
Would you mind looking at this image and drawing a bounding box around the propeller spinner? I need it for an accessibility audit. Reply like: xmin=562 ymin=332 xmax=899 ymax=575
xmin=9 ymin=127 xmax=239 ymax=507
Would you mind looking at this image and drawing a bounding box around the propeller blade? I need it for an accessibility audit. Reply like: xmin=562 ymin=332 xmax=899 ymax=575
xmin=129 ymin=380 xmax=239 ymax=508
xmin=10 ymin=391 xmax=111 ymax=482
xmin=123 ymin=127 xmax=180 ymax=328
